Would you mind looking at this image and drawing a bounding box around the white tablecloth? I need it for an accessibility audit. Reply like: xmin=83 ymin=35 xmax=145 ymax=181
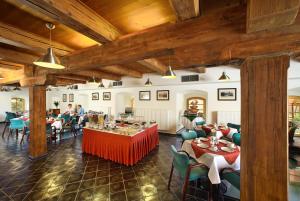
xmin=181 ymin=116 xmax=194 ymax=130
xmin=216 ymin=128 xmax=238 ymax=139
xmin=51 ymin=120 xmax=62 ymax=130
xmin=181 ymin=140 xmax=240 ymax=184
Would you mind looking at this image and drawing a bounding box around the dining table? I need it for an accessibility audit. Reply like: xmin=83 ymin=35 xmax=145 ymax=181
xmin=82 ymin=123 xmax=159 ymax=166
xmin=181 ymin=138 xmax=240 ymax=184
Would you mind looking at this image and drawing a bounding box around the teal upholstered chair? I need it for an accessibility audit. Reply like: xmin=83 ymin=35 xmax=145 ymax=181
xmin=232 ymin=133 xmax=241 ymax=146
xmin=227 ymin=123 xmax=241 ymax=132
xmin=168 ymin=145 xmax=209 ymax=201
xmin=20 ymin=120 xmax=30 ymax=144
xmin=9 ymin=118 xmax=25 ymax=138
xmin=2 ymin=112 xmax=17 ymax=137
xmin=194 ymin=129 xmax=206 ymax=138
xmin=221 ymin=169 xmax=240 ymax=199
xmin=181 ymin=130 xmax=197 ymax=144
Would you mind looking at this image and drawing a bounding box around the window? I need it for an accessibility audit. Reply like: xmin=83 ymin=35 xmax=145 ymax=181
xmin=289 ymin=96 xmax=300 ymax=121
xmin=11 ymin=98 xmax=25 ymax=113
xmin=186 ymin=97 xmax=206 ymax=115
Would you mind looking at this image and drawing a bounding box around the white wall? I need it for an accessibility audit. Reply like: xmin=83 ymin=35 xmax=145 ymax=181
xmin=1 ymin=62 xmax=300 ymax=132
xmin=0 ymin=88 xmax=29 ymax=121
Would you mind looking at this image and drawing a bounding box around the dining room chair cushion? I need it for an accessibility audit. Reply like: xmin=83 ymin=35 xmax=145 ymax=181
xmin=222 ymin=171 xmax=240 ymax=190
xmin=171 ymin=145 xmax=207 ymax=181
xmin=195 ymin=121 xmax=205 ymax=126
xmin=232 ymin=133 xmax=241 ymax=146
xmin=181 ymin=130 xmax=197 ymax=141
xmin=227 ymin=123 xmax=241 ymax=132
xmin=5 ymin=112 xmax=17 ymax=122
xmin=9 ymin=118 xmax=25 ymax=130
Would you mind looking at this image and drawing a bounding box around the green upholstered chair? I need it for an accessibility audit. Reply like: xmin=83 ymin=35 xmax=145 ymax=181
xmin=20 ymin=120 xmax=30 ymax=144
xmin=221 ymin=169 xmax=240 ymax=199
xmin=195 ymin=121 xmax=205 ymax=126
xmin=227 ymin=123 xmax=241 ymax=132
xmin=232 ymin=133 xmax=241 ymax=146
xmin=2 ymin=112 xmax=17 ymax=137
xmin=168 ymin=145 xmax=209 ymax=201
xmin=9 ymin=118 xmax=25 ymax=139
xmin=222 ymin=170 xmax=240 ymax=190
xmin=181 ymin=130 xmax=197 ymax=143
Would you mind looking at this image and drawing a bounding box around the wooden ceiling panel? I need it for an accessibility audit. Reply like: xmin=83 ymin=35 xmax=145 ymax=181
xmin=1 ymin=0 xmax=97 ymax=49
xmin=81 ymin=0 xmax=176 ymax=34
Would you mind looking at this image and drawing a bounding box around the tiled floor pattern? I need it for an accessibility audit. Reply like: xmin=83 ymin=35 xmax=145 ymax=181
xmin=0 ymin=125 xmax=209 ymax=201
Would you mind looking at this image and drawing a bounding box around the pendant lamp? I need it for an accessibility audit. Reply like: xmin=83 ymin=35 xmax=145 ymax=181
xmin=98 ymin=81 xmax=105 ymax=88
xmin=144 ymin=78 xmax=152 ymax=86
xmin=218 ymin=71 xmax=230 ymax=81
xmin=162 ymin=56 xmax=176 ymax=79
xmin=33 ymin=23 xmax=65 ymax=69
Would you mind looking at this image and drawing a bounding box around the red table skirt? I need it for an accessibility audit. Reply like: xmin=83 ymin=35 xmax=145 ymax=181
xmin=82 ymin=124 xmax=159 ymax=166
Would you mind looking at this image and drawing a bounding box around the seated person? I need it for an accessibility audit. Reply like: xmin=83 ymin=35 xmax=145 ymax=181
xmin=77 ymin=105 xmax=85 ymax=116
xmin=65 ymin=104 xmax=75 ymax=116
xmin=192 ymin=113 xmax=205 ymax=127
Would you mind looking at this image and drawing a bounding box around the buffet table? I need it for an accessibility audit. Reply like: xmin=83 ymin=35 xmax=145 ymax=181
xmin=82 ymin=124 xmax=159 ymax=166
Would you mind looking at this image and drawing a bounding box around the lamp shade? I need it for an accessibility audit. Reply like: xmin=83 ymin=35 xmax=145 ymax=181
xmin=144 ymin=78 xmax=152 ymax=86
xmin=162 ymin=66 xmax=176 ymax=79
xmin=98 ymin=82 xmax=105 ymax=88
xmin=218 ymin=71 xmax=230 ymax=81
xmin=33 ymin=48 xmax=65 ymax=69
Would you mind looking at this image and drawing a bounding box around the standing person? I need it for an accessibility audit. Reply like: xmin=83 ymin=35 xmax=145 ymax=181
xmin=65 ymin=104 xmax=74 ymax=115
xmin=77 ymin=105 xmax=85 ymax=116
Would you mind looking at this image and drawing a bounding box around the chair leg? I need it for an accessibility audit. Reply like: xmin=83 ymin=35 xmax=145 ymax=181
xmin=168 ymin=164 xmax=174 ymax=190
xmin=2 ymin=122 xmax=7 ymax=137
xmin=16 ymin=129 xmax=19 ymax=139
xmin=20 ymin=129 xmax=26 ymax=144
xmin=182 ymin=173 xmax=190 ymax=201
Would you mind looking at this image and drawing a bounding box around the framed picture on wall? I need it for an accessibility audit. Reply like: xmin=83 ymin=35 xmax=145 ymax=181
xmin=62 ymin=94 xmax=67 ymax=102
xmin=103 ymin=92 xmax=111 ymax=100
xmin=157 ymin=90 xmax=169 ymax=101
xmin=69 ymin=94 xmax=74 ymax=102
xmin=217 ymin=88 xmax=237 ymax=101
xmin=139 ymin=91 xmax=151 ymax=101
xmin=92 ymin=92 xmax=99 ymax=100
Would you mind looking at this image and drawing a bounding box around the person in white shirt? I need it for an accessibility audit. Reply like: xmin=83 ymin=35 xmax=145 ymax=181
xmin=65 ymin=104 xmax=74 ymax=115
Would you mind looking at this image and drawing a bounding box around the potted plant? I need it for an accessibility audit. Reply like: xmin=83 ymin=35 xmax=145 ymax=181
xmin=54 ymin=101 xmax=59 ymax=109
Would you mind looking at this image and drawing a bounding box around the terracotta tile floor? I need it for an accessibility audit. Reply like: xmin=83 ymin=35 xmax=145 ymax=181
xmin=0 ymin=125 xmax=211 ymax=201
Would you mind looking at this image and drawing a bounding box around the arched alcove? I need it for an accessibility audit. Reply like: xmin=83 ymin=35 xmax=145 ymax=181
xmin=175 ymin=90 xmax=208 ymax=131
xmin=115 ymin=92 xmax=135 ymax=117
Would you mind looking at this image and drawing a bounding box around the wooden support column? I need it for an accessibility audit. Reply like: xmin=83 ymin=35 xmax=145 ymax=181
xmin=29 ymin=85 xmax=47 ymax=159
xmin=241 ymin=54 xmax=289 ymax=201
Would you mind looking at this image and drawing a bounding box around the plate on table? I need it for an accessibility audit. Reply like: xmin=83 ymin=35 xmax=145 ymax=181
xmin=219 ymin=139 xmax=229 ymax=144
xmin=197 ymin=143 xmax=209 ymax=149
xmin=221 ymin=147 xmax=235 ymax=153
xmin=199 ymin=137 xmax=209 ymax=142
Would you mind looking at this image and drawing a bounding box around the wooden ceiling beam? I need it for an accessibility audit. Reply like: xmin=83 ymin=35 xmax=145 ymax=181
xmin=0 ymin=69 xmax=25 ymax=84
xmin=169 ymin=0 xmax=200 ymax=21
xmin=63 ymin=6 xmax=300 ymax=70
xmin=247 ymin=0 xmax=300 ymax=33
xmin=101 ymin=65 xmax=142 ymax=78
xmin=0 ymin=47 xmax=37 ymax=64
xmin=54 ymin=77 xmax=86 ymax=86
xmin=0 ymin=22 xmax=73 ymax=55
xmin=54 ymin=74 xmax=91 ymax=82
xmin=73 ymin=70 xmax=121 ymax=81
xmin=19 ymin=0 xmax=168 ymax=74
xmin=0 ymin=61 xmax=23 ymax=70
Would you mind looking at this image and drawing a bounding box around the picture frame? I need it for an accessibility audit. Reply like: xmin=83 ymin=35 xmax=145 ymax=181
xmin=157 ymin=90 xmax=169 ymax=101
xmin=92 ymin=92 xmax=99 ymax=100
xmin=217 ymin=88 xmax=237 ymax=101
xmin=62 ymin=94 xmax=67 ymax=102
xmin=103 ymin=92 xmax=111 ymax=100
xmin=69 ymin=94 xmax=74 ymax=102
xmin=139 ymin=91 xmax=151 ymax=101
